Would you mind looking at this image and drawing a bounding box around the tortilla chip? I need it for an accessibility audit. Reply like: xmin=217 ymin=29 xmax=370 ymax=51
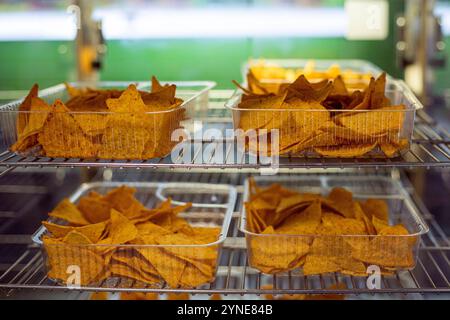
xmin=48 ymin=199 xmax=90 ymax=226
xmin=17 ymin=84 xmax=39 ymax=134
xmin=303 ymin=254 xmax=340 ymax=276
xmin=109 ymin=261 xmax=161 ymax=285
xmin=108 ymin=209 xmax=138 ymax=244
xmin=178 ymin=263 xmax=214 ymax=288
xmin=361 ymin=199 xmax=389 ymax=223
xmin=137 ymin=248 xmax=186 ymax=288
xmin=43 ymin=221 xmax=107 ymax=243
xmin=324 ymin=187 xmax=355 ymax=219
xmin=63 ymin=230 xmax=93 ymax=245
xmin=77 ymin=194 xmax=112 ymax=224
xmin=353 ymin=202 xmax=376 ymax=235
xmin=314 ymin=143 xmax=377 ymax=158
xmin=44 ymin=237 xmax=105 ymax=286
xmin=336 ymin=105 xmax=405 ymax=136
xmin=38 ymin=100 xmax=98 ymax=158
xmin=275 ymin=201 xmax=322 ymax=235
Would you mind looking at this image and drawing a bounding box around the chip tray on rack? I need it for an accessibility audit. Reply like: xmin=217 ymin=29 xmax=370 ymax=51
xmin=240 ymin=175 xmax=429 ymax=276
xmin=0 ymin=80 xmax=215 ymax=160
xmin=32 ymin=181 xmax=236 ymax=289
xmin=227 ymin=63 xmax=422 ymax=158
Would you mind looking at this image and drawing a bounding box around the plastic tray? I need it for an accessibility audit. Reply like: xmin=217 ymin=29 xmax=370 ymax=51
xmin=240 ymin=175 xmax=429 ymax=275
xmin=32 ymin=181 xmax=237 ymax=289
xmin=225 ymin=79 xmax=421 ymax=158
xmin=0 ymin=81 xmax=215 ymax=160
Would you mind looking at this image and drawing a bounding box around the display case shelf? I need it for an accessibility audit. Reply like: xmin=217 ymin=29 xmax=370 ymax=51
xmin=0 ymin=91 xmax=448 ymax=171
xmin=0 ymin=171 xmax=448 ymax=298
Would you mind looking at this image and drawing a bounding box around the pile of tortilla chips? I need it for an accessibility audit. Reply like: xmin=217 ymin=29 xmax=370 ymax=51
xmin=248 ymin=60 xmax=373 ymax=93
xmin=42 ymin=186 xmax=221 ymax=288
xmin=233 ymin=72 xmax=409 ymax=158
xmin=11 ymin=77 xmax=186 ymax=159
xmin=244 ymin=179 xmax=417 ymax=275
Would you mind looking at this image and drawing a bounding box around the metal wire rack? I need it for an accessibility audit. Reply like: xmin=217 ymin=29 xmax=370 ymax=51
xmin=0 ymin=91 xmax=448 ymax=170
xmin=0 ymin=171 xmax=448 ymax=298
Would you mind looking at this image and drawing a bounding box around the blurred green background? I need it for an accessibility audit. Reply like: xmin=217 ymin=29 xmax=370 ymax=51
xmin=0 ymin=0 xmax=448 ymax=95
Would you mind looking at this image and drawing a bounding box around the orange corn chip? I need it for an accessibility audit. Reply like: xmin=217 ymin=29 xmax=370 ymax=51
xmin=17 ymin=84 xmax=39 ymax=134
xmin=178 ymin=263 xmax=214 ymax=288
xmin=336 ymin=105 xmax=405 ymax=136
xmin=38 ymin=100 xmax=98 ymax=158
xmin=44 ymin=237 xmax=105 ymax=286
xmin=48 ymin=199 xmax=90 ymax=226
xmin=77 ymin=194 xmax=112 ymax=224
xmin=111 ymin=250 xmax=159 ymax=277
xmin=108 ymin=209 xmax=138 ymax=244
xmin=43 ymin=221 xmax=107 ymax=243
xmin=63 ymin=231 xmax=93 ymax=245
xmin=137 ymin=248 xmax=186 ymax=288
xmin=109 ymin=261 xmax=161 ymax=285
xmin=303 ymin=254 xmax=340 ymax=276
xmin=361 ymin=199 xmax=389 ymax=223
xmin=275 ymin=201 xmax=322 ymax=235
xmin=323 ymin=187 xmax=355 ymax=218
xmin=353 ymin=202 xmax=376 ymax=235
xmin=314 ymin=143 xmax=377 ymax=158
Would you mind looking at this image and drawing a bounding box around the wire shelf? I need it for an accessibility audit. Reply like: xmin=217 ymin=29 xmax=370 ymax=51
xmin=0 ymin=171 xmax=449 ymax=297
xmin=0 ymin=91 xmax=448 ymax=171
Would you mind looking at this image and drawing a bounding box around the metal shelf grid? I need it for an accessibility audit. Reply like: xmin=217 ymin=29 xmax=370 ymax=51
xmin=0 ymin=91 xmax=448 ymax=171
xmin=0 ymin=171 xmax=449 ymax=298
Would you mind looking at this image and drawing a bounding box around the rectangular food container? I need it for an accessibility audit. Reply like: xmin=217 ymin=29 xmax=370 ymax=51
xmin=32 ymin=181 xmax=237 ymax=289
xmin=240 ymin=175 xmax=429 ymax=276
xmin=225 ymin=79 xmax=422 ymax=158
xmin=0 ymin=81 xmax=215 ymax=160
xmin=243 ymin=59 xmax=387 ymax=92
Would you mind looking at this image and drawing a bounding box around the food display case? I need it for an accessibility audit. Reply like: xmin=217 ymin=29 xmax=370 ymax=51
xmin=0 ymin=0 xmax=449 ymax=301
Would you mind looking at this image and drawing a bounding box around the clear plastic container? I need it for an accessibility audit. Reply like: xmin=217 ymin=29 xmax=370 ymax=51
xmin=0 ymin=81 xmax=215 ymax=160
xmin=240 ymin=175 xmax=429 ymax=276
xmin=32 ymin=181 xmax=237 ymax=289
xmin=225 ymin=80 xmax=421 ymax=158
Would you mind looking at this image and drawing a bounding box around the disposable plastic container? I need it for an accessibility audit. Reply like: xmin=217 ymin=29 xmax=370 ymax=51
xmin=32 ymin=181 xmax=237 ymax=289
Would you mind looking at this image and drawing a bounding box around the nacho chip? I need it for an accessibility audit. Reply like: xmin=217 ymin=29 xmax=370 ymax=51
xmin=77 ymin=193 xmax=111 ymax=224
xmin=44 ymin=237 xmax=105 ymax=286
xmin=275 ymin=201 xmax=322 ymax=235
xmin=361 ymin=199 xmax=389 ymax=223
xmin=353 ymin=202 xmax=376 ymax=235
xmin=314 ymin=143 xmax=377 ymax=158
xmin=48 ymin=199 xmax=90 ymax=226
xmin=63 ymin=230 xmax=93 ymax=245
xmin=155 ymin=233 xmax=217 ymax=261
xmin=109 ymin=261 xmax=161 ymax=285
xmin=43 ymin=221 xmax=107 ymax=243
xmin=336 ymin=105 xmax=405 ymax=136
xmin=178 ymin=263 xmax=214 ymax=288
xmin=137 ymin=248 xmax=186 ymax=288
xmin=112 ymin=250 xmax=159 ymax=277
xmin=38 ymin=100 xmax=98 ymax=158
xmin=108 ymin=209 xmax=138 ymax=244
xmin=17 ymin=84 xmax=39 ymax=134
xmin=303 ymin=254 xmax=340 ymax=275
xmin=24 ymin=98 xmax=52 ymax=132
xmin=323 ymin=187 xmax=355 ymax=219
